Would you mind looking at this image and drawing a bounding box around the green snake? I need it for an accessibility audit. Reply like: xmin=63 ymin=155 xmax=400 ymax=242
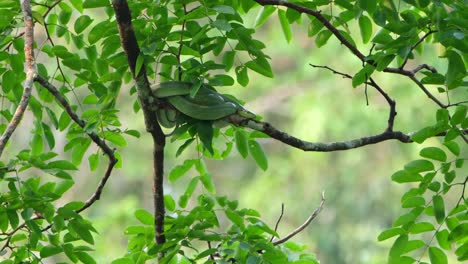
xmin=151 ymin=81 xmax=255 ymax=128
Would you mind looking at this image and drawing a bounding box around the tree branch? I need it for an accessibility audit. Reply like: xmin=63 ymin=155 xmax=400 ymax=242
xmin=112 ymin=0 xmax=167 ymax=246
xmin=273 ymin=192 xmax=325 ymax=246
xmin=230 ymin=116 xmax=412 ymax=151
xmin=0 ymin=0 xmax=35 ymax=158
xmin=254 ymin=0 xmax=366 ymax=61
xmin=34 ymin=75 xmax=117 ymax=209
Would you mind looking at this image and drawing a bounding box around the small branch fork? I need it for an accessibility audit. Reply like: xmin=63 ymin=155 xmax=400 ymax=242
xmin=273 ymin=192 xmax=325 ymax=246
xmin=0 ymin=0 xmax=35 ymax=158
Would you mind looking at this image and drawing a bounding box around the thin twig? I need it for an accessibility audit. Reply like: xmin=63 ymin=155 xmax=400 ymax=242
xmin=400 ymin=29 xmax=436 ymax=69
xmin=0 ymin=0 xmax=35 ymax=158
xmin=272 ymin=192 xmax=325 ymax=246
xmin=270 ymin=203 xmax=284 ymax=242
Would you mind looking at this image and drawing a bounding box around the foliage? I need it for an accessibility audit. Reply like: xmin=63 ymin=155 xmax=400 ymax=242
xmin=0 ymin=0 xmax=466 ymax=263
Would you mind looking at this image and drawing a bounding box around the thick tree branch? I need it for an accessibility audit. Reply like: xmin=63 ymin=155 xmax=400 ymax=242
xmin=0 ymin=0 xmax=35 ymax=158
xmin=112 ymin=0 xmax=166 ymax=246
xmin=273 ymin=192 xmax=325 ymax=245
xmin=34 ymin=75 xmax=117 ymax=209
xmin=232 ymin=116 xmax=411 ymax=151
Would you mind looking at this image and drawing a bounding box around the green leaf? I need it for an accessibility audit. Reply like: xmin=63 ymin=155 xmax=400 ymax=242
xmin=47 ymin=160 xmax=78 ymax=170
xmin=445 ymin=50 xmax=466 ymax=90
xmin=315 ymin=30 xmax=332 ymax=48
xmin=448 ymin=223 xmax=468 ymax=242
xmin=377 ymin=227 xmax=405 ymax=241
xmin=433 ymin=195 xmax=445 ymax=224
xmin=436 ymin=230 xmax=451 ymax=250
xmin=352 ymin=64 xmax=375 ymax=87
xmin=169 ymin=159 xmax=195 ymax=182
xmin=75 ymin=251 xmax=96 ymax=264
xmin=450 ymin=106 xmax=467 ymax=125
xmin=419 ymin=147 xmax=447 ymax=162
xmin=200 ymin=173 xmax=216 ymax=194
xmin=391 ymin=170 xmax=423 ymax=183
xmin=428 ymin=247 xmax=448 ymax=264
xmin=74 ymin=15 xmax=93 ymax=34
xmin=134 ymin=209 xmax=154 ymax=225
xmin=176 ymin=138 xmax=196 ymax=157
xmin=248 ymin=140 xmax=268 ymax=171
xmin=409 ymin=222 xmax=435 ymax=234
xmin=443 ymin=141 xmax=460 ymax=156
xmin=69 ymin=220 xmax=94 ymax=245
xmin=88 ymin=153 xmax=99 ymax=171
xmin=135 ymin=54 xmax=144 ymax=77
xmin=389 ymin=234 xmax=408 ymax=259
xmin=164 ymin=195 xmax=176 ymax=211
xmin=83 ymin=0 xmax=108 ymax=9
xmin=402 ymin=196 xmax=425 ymax=208
xmin=404 ymin=159 xmax=434 ymax=173
xmin=245 ymin=57 xmax=274 ymax=78
xmin=101 ymin=131 xmax=127 ymax=147
xmin=212 ymin=5 xmax=235 ymax=15
xmin=235 ymin=129 xmax=249 ymax=158
xmin=235 ymin=66 xmax=249 ymax=87
xmin=40 ymin=245 xmax=63 ymax=258
xmin=358 ymin=16 xmax=373 ymax=44
xmin=225 ymin=209 xmax=244 ymax=229
xmin=255 ymin=6 xmax=276 ymax=28
xmin=197 ymin=121 xmax=214 ymax=155
xmin=278 ymin=10 xmax=292 ymax=43
xmin=222 ymin=51 xmax=235 ymax=71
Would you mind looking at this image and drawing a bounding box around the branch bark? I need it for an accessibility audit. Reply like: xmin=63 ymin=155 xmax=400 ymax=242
xmin=0 ymin=0 xmax=35 ymax=157
xmin=112 ymin=0 xmax=167 ymax=246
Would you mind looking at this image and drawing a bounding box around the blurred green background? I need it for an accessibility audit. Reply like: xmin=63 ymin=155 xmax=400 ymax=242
xmin=19 ymin=6 xmax=465 ymax=264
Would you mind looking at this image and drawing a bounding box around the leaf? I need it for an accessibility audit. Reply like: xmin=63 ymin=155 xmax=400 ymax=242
xmin=352 ymin=64 xmax=375 ymax=87
xmin=389 ymin=234 xmax=408 ymax=259
xmin=200 ymin=173 xmax=216 ymax=194
xmin=445 ymin=50 xmax=466 ymax=90
xmin=74 ymin=15 xmax=93 ymax=34
xmin=359 ymin=16 xmax=373 ymax=43
xmin=68 ymin=220 xmax=94 ymax=245
xmin=197 ymin=121 xmax=214 ymax=155
xmin=47 ymin=160 xmax=78 ymax=170
xmin=428 ymin=247 xmax=448 ymax=264
xmin=235 ymin=66 xmax=249 ymax=87
xmin=443 ymin=141 xmax=460 ymax=156
xmin=409 ymin=222 xmax=435 ymax=234
xmin=134 ymin=209 xmax=154 ymax=225
xmin=135 ymin=54 xmax=144 ymax=77
xmin=222 ymin=51 xmax=235 ymax=71
xmin=404 ymin=159 xmax=434 ymax=173
xmin=391 ymin=170 xmax=423 ymax=183
xmin=433 ymin=195 xmax=445 ymax=224
xmin=101 ymin=131 xmax=127 ymax=147
xmin=164 ymin=195 xmax=176 ymax=211
xmin=169 ymin=159 xmax=195 ymax=182
xmin=278 ymin=9 xmax=292 ymax=43
xmin=448 ymin=223 xmax=468 ymax=242
xmin=402 ymin=196 xmax=425 ymax=208
xmin=315 ymin=30 xmax=332 ymax=48
xmin=245 ymin=57 xmax=274 ymax=78
xmin=235 ymin=129 xmax=249 ymax=158
xmin=377 ymin=227 xmax=405 ymax=241
xmin=40 ymin=245 xmax=63 ymax=258
xmin=419 ymin=147 xmax=447 ymax=162
xmin=75 ymin=252 xmax=96 ymax=264
xmin=88 ymin=153 xmax=99 ymax=171
xmin=248 ymin=140 xmax=268 ymax=171
xmin=411 ymin=122 xmax=450 ymax=143
xmin=176 ymin=138 xmax=196 ymax=157
xmin=436 ymin=230 xmax=451 ymax=250
xmin=212 ymin=5 xmax=235 ymax=15
xmin=255 ymin=6 xmax=276 ymax=28
xmin=83 ymin=0 xmax=108 ymax=9
xmin=450 ymin=106 xmax=467 ymax=125
xmin=225 ymin=209 xmax=244 ymax=229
